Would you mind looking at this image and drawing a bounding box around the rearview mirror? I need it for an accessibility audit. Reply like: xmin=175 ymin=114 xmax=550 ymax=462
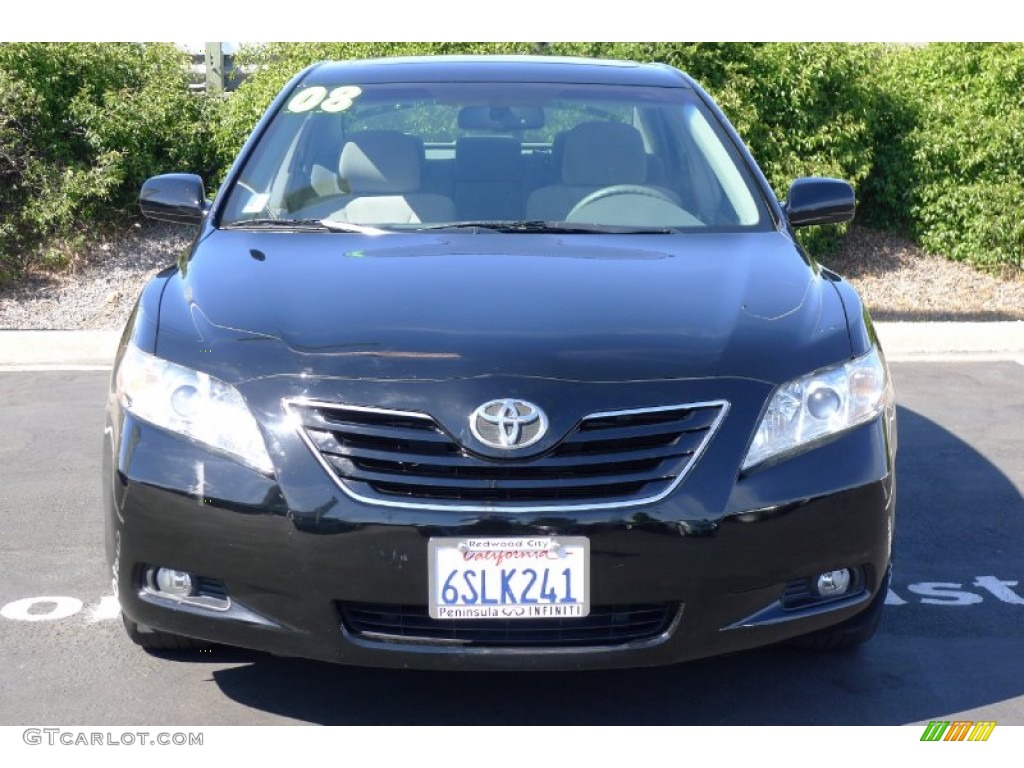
xmin=784 ymin=177 xmax=855 ymax=228
xmin=139 ymin=174 xmax=208 ymax=225
xmin=457 ymin=105 xmax=545 ymax=131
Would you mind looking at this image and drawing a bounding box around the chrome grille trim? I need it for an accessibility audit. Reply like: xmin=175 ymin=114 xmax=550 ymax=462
xmin=285 ymin=397 xmax=729 ymax=512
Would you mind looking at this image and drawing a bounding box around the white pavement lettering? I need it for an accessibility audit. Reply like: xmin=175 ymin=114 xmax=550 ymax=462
xmin=973 ymin=576 xmax=1024 ymax=604
xmin=1 ymin=596 xmax=84 ymax=621
xmin=904 ymin=583 xmax=984 ymax=605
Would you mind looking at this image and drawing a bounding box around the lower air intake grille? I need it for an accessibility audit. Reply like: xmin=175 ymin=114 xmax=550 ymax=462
xmin=339 ymin=603 xmax=677 ymax=648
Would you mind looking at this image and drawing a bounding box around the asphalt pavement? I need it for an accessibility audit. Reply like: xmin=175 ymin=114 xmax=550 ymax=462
xmin=0 ymin=328 xmax=1021 ymax=725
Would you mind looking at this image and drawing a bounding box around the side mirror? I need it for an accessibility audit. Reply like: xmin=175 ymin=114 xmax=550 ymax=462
xmin=783 ymin=177 xmax=855 ymax=228
xmin=139 ymin=174 xmax=208 ymax=225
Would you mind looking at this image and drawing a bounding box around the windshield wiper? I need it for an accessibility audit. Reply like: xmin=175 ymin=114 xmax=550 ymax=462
xmin=222 ymin=218 xmax=328 ymax=231
xmin=223 ymin=218 xmax=672 ymax=235
xmin=320 ymin=220 xmax=391 ymax=235
xmin=409 ymin=221 xmax=505 ymax=232
xmin=414 ymin=220 xmax=675 ymax=234
xmin=221 ymin=218 xmax=390 ymax=235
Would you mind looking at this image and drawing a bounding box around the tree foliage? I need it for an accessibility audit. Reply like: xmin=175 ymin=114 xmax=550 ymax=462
xmin=2 ymin=42 xmax=1021 ymax=282
xmin=0 ymin=43 xmax=216 ymax=280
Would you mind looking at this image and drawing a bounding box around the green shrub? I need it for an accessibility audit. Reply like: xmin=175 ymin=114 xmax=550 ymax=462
xmin=3 ymin=42 xmax=1022 ymax=282
xmin=875 ymin=43 xmax=1024 ymax=272
xmin=0 ymin=43 xmax=216 ymax=282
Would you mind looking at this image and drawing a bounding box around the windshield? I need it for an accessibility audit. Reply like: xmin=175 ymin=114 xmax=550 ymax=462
xmin=220 ymin=81 xmax=772 ymax=232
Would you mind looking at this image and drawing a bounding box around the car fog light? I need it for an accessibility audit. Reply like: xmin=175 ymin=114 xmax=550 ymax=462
xmin=815 ymin=569 xmax=851 ymax=596
xmin=154 ymin=568 xmax=194 ymax=597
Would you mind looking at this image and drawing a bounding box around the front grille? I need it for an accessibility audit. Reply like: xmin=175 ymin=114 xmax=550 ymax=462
xmin=339 ymin=603 xmax=676 ymax=647
xmin=287 ymin=399 xmax=727 ymax=510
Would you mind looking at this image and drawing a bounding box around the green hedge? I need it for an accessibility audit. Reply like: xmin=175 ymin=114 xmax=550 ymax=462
xmin=2 ymin=42 xmax=1022 ymax=284
xmin=872 ymin=44 xmax=1024 ymax=272
xmin=0 ymin=43 xmax=216 ymax=281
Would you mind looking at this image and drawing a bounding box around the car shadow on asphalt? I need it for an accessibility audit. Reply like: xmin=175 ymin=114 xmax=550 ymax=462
xmin=196 ymin=402 xmax=1023 ymax=724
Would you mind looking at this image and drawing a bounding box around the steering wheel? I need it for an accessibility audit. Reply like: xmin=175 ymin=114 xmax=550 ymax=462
xmin=565 ymin=185 xmax=684 ymax=221
xmin=568 ymin=184 xmax=678 ymax=216
xmin=235 ymin=179 xmax=258 ymax=197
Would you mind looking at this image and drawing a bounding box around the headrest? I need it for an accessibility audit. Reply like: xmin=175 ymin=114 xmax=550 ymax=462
xmin=455 ymin=136 xmax=522 ymax=182
xmin=561 ymin=122 xmax=647 ymax=186
xmin=340 ymin=130 xmax=422 ymax=194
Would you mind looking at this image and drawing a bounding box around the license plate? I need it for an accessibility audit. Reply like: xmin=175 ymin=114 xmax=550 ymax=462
xmin=428 ymin=536 xmax=589 ymax=620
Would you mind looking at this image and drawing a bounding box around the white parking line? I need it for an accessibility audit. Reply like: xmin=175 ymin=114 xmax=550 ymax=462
xmin=885 ymin=589 xmax=907 ymax=605
xmin=0 ymin=364 xmax=112 ymax=372
xmin=87 ymin=595 xmax=121 ymax=622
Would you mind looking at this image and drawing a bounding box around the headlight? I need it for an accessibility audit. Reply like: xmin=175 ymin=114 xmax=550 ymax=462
xmin=116 ymin=343 xmax=274 ymax=474
xmin=742 ymin=346 xmax=892 ymax=471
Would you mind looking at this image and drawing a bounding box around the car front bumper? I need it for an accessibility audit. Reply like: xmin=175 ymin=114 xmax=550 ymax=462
xmin=104 ymin=383 xmax=896 ymax=671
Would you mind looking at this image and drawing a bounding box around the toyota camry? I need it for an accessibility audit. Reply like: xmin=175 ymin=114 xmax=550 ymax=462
xmin=104 ymin=55 xmax=897 ymax=670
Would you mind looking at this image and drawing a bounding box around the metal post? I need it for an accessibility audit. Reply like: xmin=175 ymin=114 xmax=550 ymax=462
xmin=205 ymin=43 xmax=224 ymax=95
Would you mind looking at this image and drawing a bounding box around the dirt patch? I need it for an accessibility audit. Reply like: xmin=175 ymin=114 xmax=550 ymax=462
xmin=820 ymin=228 xmax=1024 ymax=322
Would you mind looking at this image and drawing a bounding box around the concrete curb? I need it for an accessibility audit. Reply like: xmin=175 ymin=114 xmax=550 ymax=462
xmin=1 ymin=323 xmax=1022 ymax=369
xmin=0 ymin=330 xmax=121 ymax=370
xmin=875 ymin=321 xmax=1024 ymax=362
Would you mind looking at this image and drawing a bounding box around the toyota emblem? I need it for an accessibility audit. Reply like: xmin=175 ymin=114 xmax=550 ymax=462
xmin=470 ymin=399 xmax=548 ymax=450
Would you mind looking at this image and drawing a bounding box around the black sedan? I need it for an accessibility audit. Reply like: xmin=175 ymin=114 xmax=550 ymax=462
xmin=104 ymin=55 xmax=897 ymax=670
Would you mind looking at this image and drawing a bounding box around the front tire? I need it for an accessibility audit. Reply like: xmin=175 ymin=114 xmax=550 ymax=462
xmin=122 ymin=613 xmax=204 ymax=652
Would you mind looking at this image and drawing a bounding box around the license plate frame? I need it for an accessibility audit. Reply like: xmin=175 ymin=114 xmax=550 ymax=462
xmin=428 ymin=536 xmax=590 ymax=620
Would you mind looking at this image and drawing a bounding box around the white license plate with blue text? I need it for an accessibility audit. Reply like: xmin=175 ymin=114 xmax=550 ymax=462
xmin=428 ymin=536 xmax=590 ymax=620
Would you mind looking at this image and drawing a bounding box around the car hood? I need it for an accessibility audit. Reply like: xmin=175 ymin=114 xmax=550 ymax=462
xmin=153 ymin=230 xmax=852 ymax=386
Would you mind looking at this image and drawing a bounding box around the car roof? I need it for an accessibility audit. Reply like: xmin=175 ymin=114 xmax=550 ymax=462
xmin=302 ymin=55 xmax=692 ymax=88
